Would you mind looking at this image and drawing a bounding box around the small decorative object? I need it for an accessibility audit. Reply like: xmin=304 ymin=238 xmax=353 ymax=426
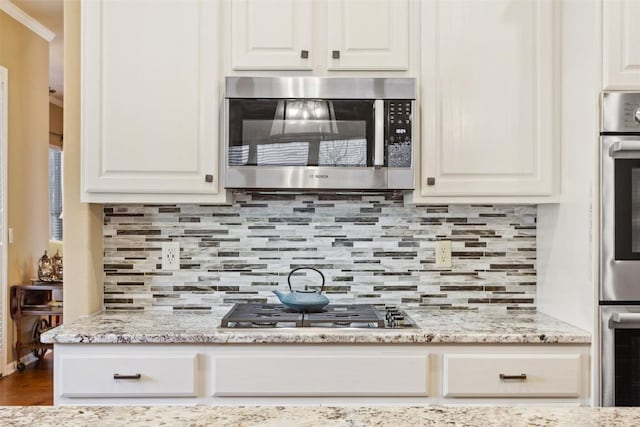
xmin=52 ymin=250 xmax=63 ymax=281
xmin=37 ymin=250 xmax=55 ymax=281
xmin=273 ymin=267 xmax=329 ymax=312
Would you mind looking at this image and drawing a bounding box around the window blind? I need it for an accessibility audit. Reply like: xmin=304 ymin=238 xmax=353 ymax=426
xmin=48 ymin=147 xmax=63 ymax=241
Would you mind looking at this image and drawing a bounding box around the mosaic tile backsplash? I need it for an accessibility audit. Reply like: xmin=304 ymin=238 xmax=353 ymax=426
xmin=103 ymin=192 xmax=537 ymax=311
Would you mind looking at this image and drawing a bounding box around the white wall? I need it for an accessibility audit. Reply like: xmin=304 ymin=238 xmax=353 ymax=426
xmin=536 ymin=0 xmax=601 ymax=405
xmin=537 ymin=0 xmax=600 ymax=332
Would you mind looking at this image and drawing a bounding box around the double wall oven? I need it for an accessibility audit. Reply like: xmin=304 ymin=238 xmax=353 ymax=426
xmin=600 ymin=92 xmax=640 ymax=406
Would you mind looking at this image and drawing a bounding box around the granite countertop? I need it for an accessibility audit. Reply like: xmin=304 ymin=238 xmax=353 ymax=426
xmin=0 ymin=406 xmax=636 ymax=427
xmin=41 ymin=306 xmax=590 ymax=345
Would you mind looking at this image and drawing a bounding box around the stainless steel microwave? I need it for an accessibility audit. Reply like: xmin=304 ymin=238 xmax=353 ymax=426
xmin=223 ymin=76 xmax=416 ymax=190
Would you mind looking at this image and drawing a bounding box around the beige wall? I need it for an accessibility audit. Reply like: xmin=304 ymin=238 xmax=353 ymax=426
xmin=63 ymin=0 xmax=103 ymax=322
xmin=0 ymin=11 xmax=50 ymax=363
xmin=49 ymin=103 xmax=63 ymax=148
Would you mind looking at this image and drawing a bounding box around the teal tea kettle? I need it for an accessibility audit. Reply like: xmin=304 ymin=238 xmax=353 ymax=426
xmin=273 ymin=267 xmax=329 ymax=312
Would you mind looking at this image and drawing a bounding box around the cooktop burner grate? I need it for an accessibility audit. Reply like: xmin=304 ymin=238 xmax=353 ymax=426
xmin=219 ymin=303 xmax=304 ymax=327
xmin=219 ymin=303 xmax=415 ymax=329
xmin=303 ymin=304 xmax=385 ymax=328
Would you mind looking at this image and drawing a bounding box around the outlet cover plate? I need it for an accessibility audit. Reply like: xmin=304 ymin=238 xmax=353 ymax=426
xmin=435 ymin=240 xmax=452 ymax=268
xmin=162 ymin=242 xmax=180 ymax=270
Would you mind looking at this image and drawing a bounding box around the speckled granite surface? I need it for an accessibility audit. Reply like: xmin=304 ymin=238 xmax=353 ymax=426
xmin=41 ymin=307 xmax=590 ymax=344
xmin=0 ymin=406 xmax=636 ymax=427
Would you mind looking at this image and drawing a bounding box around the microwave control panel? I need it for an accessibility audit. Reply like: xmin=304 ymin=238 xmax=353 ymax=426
xmin=385 ymin=100 xmax=412 ymax=167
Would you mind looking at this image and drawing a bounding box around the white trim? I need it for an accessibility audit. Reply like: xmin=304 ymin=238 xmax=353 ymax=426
xmin=0 ymin=0 xmax=55 ymax=42
xmin=3 ymin=352 xmax=39 ymax=377
xmin=0 ymin=67 xmax=7 ymax=377
xmin=49 ymin=96 xmax=63 ymax=108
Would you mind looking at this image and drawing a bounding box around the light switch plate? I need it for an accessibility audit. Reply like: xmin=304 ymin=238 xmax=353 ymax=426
xmin=8 ymin=228 xmax=13 ymax=244
xmin=162 ymin=242 xmax=180 ymax=270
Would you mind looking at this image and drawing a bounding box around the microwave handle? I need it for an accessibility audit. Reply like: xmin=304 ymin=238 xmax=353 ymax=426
xmin=374 ymin=100 xmax=384 ymax=167
xmin=610 ymin=313 xmax=640 ymax=325
xmin=609 ymin=141 xmax=640 ymax=157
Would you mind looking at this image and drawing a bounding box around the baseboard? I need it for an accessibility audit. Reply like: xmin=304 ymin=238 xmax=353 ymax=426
xmin=2 ymin=352 xmax=40 ymax=377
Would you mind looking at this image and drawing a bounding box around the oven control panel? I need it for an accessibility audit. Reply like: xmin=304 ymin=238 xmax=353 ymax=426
xmin=385 ymin=100 xmax=412 ymax=167
xmin=602 ymin=92 xmax=640 ymax=132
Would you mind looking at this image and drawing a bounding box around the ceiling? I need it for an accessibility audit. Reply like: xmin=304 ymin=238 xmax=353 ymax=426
xmin=11 ymin=0 xmax=64 ymax=104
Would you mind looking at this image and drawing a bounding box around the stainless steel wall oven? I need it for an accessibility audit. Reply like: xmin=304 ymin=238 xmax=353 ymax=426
xmin=223 ymin=77 xmax=416 ymax=190
xmin=600 ymin=91 xmax=640 ymax=406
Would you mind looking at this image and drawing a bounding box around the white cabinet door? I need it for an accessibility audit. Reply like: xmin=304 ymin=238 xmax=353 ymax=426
xmin=59 ymin=353 xmax=198 ymax=398
xmin=54 ymin=344 xmax=207 ymax=405
xmin=420 ymin=0 xmax=557 ymax=198
xmin=443 ymin=354 xmax=582 ymax=398
xmin=603 ymin=0 xmax=640 ymax=89
xmin=213 ymin=353 xmax=429 ymax=396
xmin=82 ymin=0 xmax=222 ymax=202
xmin=230 ymin=0 xmax=313 ymax=70
xmin=326 ymin=0 xmax=409 ymax=70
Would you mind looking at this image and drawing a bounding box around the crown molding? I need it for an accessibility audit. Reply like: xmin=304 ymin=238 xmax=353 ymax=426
xmin=0 ymin=0 xmax=55 ymax=42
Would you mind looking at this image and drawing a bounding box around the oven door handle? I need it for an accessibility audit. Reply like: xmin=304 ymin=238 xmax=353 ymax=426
xmin=610 ymin=313 xmax=640 ymax=325
xmin=609 ymin=141 xmax=640 ymax=157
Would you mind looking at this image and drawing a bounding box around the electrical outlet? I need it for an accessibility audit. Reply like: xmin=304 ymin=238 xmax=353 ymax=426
xmin=435 ymin=240 xmax=452 ymax=268
xmin=162 ymin=242 xmax=180 ymax=270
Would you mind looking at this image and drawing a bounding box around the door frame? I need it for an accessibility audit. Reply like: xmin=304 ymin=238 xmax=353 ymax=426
xmin=0 ymin=66 xmax=8 ymax=375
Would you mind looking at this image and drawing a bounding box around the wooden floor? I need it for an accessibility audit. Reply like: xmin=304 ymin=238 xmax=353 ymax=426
xmin=0 ymin=352 xmax=53 ymax=405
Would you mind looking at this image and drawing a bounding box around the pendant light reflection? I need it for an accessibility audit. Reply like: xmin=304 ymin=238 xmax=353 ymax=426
xmin=270 ymin=100 xmax=338 ymax=136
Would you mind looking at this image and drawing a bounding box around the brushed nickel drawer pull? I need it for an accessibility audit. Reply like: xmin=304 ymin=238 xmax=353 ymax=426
xmin=499 ymin=373 xmax=527 ymax=381
xmin=113 ymin=373 xmax=141 ymax=380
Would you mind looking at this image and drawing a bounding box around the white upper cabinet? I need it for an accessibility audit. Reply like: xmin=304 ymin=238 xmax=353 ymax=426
xmin=230 ymin=0 xmax=313 ymax=70
xmin=603 ymin=0 xmax=640 ymax=89
xmin=227 ymin=0 xmax=411 ymax=72
xmin=326 ymin=0 xmax=409 ymax=70
xmin=82 ymin=0 xmax=226 ymax=203
xmin=418 ymin=0 xmax=558 ymax=200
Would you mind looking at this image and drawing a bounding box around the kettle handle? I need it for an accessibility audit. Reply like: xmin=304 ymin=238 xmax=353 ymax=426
xmin=287 ymin=267 xmax=325 ymax=293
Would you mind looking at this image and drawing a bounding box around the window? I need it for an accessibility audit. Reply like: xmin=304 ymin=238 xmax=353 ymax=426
xmin=49 ymin=147 xmax=63 ymax=240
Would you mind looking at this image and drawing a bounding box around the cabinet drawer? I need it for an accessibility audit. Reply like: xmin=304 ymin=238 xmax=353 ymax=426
xmin=59 ymin=353 xmax=198 ymax=398
xmin=443 ymin=354 xmax=582 ymax=398
xmin=213 ymin=354 xmax=429 ymax=397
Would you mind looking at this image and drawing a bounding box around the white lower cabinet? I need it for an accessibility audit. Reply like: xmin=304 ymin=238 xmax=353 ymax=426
xmin=443 ymin=354 xmax=582 ymax=398
xmin=53 ymin=343 xmax=589 ymax=406
xmin=54 ymin=344 xmax=207 ymax=405
xmin=213 ymin=351 xmax=429 ymax=397
xmin=59 ymin=354 xmax=199 ymax=398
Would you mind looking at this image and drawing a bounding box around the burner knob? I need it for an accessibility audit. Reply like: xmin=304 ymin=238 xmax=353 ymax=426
xmin=393 ymin=315 xmax=405 ymax=326
xmin=386 ymin=314 xmax=405 ymax=328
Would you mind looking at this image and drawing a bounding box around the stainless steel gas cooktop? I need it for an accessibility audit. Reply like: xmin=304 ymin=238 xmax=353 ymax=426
xmin=220 ymin=303 xmax=416 ymax=329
